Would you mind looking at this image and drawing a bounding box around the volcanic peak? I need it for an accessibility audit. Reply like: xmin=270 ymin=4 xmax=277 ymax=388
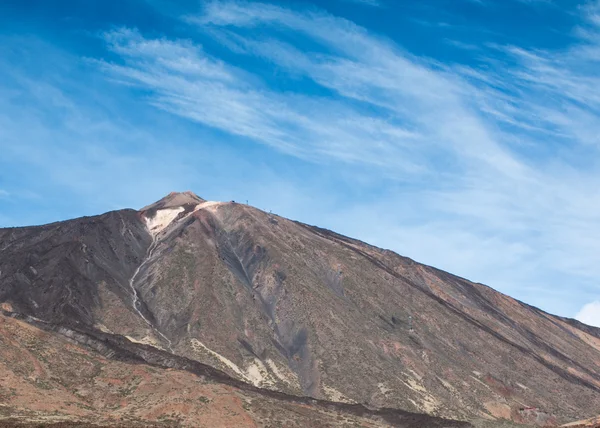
xmin=140 ymin=191 xmax=205 ymax=212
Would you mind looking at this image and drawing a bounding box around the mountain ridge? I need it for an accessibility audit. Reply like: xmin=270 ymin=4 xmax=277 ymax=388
xmin=1 ymin=191 xmax=599 ymax=426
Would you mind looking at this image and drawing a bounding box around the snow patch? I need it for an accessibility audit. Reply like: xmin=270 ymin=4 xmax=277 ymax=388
xmin=143 ymin=200 xmax=225 ymax=237
xmin=190 ymin=339 xmax=290 ymax=388
xmin=191 ymin=338 xmax=250 ymax=380
xmin=404 ymin=376 xmax=428 ymax=394
xmin=245 ymin=359 xmax=274 ymax=387
xmin=266 ymin=359 xmax=297 ymax=387
xmin=402 ymin=373 xmax=440 ymax=413
xmin=145 ymin=207 xmax=185 ymax=236
xmin=126 ymin=334 xmax=163 ymax=348
xmin=194 ymin=200 xmax=224 ymax=213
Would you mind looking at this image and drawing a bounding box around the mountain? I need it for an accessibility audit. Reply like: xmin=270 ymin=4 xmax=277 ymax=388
xmin=1 ymin=191 xmax=599 ymax=427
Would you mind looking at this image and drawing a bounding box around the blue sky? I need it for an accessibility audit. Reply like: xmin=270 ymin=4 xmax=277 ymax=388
xmin=1 ymin=0 xmax=600 ymax=325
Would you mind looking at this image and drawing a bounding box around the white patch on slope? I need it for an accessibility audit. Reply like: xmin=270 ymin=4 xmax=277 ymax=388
xmin=190 ymin=338 xmax=284 ymax=388
xmin=125 ymin=334 xmax=162 ymax=347
xmin=145 ymin=207 xmax=185 ymax=236
xmin=245 ymin=359 xmax=273 ymax=387
xmin=144 ymin=200 xmax=224 ymax=237
xmin=265 ymin=359 xmax=297 ymax=387
xmin=194 ymin=200 xmax=224 ymax=213
xmin=401 ymin=372 xmax=440 ymax=413
xmin=191 ymin=338 xmax=248 ymax=380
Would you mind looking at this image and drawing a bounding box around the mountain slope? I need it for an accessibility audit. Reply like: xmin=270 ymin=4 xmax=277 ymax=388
xmin=1 ymin=191 xmax=599 ymax=426
xmin=0 ymin=309 xmax=467 ymax=427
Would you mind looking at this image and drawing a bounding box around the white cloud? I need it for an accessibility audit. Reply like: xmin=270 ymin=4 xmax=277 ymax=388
xmin=97 ymin=27 xmax=429 ymax=174
xmin=576 ymin=301 xmax=600 ymax=327
xmin=192 ymin=1 xmax=530 ymax=177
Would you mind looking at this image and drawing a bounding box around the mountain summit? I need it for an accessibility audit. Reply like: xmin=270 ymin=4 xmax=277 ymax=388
xmin=0 ymin=192 xmax=599 ymax=427
xmin=140 ymin=191 xmax=205 ymax=212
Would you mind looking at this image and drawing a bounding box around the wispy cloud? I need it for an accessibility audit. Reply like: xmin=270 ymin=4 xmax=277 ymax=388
xmin=98 ymin=27 xmax=427 ymax=174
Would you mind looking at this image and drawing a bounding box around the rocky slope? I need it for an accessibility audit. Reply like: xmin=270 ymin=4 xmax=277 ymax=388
xmin=562 ymin=416 xmax=600 ymax=428
xmin=1 ymin=191 xmax=599 ymax=426
xmin=0 ymin=309 xmax=466 ymax=427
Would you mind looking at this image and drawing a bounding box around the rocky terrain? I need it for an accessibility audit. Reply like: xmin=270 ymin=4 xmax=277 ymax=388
xmin=562 ymin=415 xmax=600 ymax=428
xmin=0 ymin=309 xmax=469 ymax=427
xmin=1 ymin=191 xmax=599 ymax=427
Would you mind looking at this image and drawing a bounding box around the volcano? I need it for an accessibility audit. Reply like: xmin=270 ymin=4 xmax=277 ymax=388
xmin=1 ymin=191 xmax=599 ymax=427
